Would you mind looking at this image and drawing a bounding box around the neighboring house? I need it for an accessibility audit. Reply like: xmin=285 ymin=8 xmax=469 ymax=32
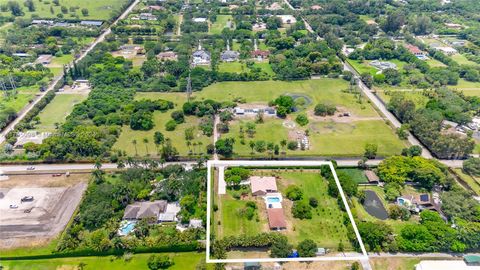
xmin=432 ymin=46 xmax=457 ymax=55
xmin=35 ymin=54 xmax=53 ymax=65
xmin=276 ymin=15 xmax=297 ymax=25
xmin=364 ymin=170 xmax=380 ymax=184
xmin=406 ymin=44 xmax=427 ymax=59
xmin=250 ymin=176 xmax=277 ymax=196
xmin=234 ymin=106 xmax=276 ymax=117
xmin=370 ymin=60 xmax=397 ymax=70
xmin=31 ymin=20 xmax=54 ymax=26
xmin=123 ymin=200 xmax=180 ymax=223
xmin=193 ymin=17 xmax=207 ymax=23
xmin=311 ymin=5 xmax=322 ymax=10
xmin=396 ymin=193 xmax=437 ymax=213
xmin=252 ymin=22 xmax=267 ymax=31
xmin=192 ymin=45 xmax=211 ymax=66
xmin=139 ymin=13 xmax=157 ymax=21
xmin=80 ymin=21 xmax=103 ymax=27
xmin=251 ymin=49 xmax=270 ymax=60
xmin=148 ymin=5 xmax=165 ymax=11
xmin=267 ymin=208 xmax=287 ymax=230
xmin=12 ymin=53 xmax=31 ymax=57
xmin=14 ymin=131 xmax=51 ymax=149
xmin=220 ymin=50 xmax=239 ymax=62
xmin=444 ymin=23 xmax=463 ymax=29
xmin=157 ymin=51 xmax=178 ymax=61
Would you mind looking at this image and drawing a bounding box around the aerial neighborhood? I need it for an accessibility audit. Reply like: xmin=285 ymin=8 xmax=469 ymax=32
xmin=0 ymin=0 xmax=479 ymax=269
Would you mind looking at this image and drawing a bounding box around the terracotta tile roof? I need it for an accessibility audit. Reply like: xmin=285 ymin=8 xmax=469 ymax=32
xmin=267 ymin=208 xmax=286 ymax=229
xmin=250 ymin=176 xmax=277 ymax=194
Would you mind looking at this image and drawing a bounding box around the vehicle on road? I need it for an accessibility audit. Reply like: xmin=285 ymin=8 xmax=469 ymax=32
xmin=26 ymin=166 xmax=35 ymax=171
xmin=9 ymin=204 xmax=18 ymax=209
xmin=21 ymin=196 xmax=34 ymax=202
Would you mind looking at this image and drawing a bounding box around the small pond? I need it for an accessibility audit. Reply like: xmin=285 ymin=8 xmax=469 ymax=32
xmin=362 ymin=190 xmax=388 ymax=220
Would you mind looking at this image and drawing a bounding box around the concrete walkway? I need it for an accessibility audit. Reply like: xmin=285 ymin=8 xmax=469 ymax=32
xmin=218 ymin=165 xmax=226 ymax=195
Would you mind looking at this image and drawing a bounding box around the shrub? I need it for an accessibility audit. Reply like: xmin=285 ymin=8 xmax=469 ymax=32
xmin=295 ymin=114 xmax=309 ymax=126
xmin=314 ymin=103 xmax=336 ymax=116
xmin=285 ymin=185 xmax=303 ymax=201
xmin=165 ymin=120 xmax=177 ymax=131
xmin=309 ymin=197 xmax=318 ymax=208
xmin=148 ymin=255 xmax=174 ymax=269
xmin=287 ymin=141 xmax=298 ymax=150
xmin=171 ymin=110 xmax=185 ymax=124
xmin=297 ymin=239 xmax=317 ymax=257
xmin=292 ymin=201 xmax=312 ymax=219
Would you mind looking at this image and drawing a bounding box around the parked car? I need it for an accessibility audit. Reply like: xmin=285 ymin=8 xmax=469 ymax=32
xmin=52 ymin=173 xmax=62 ymax=177
xmin=21 ymin=196 xmax=34 ymax=202
xmin=9 ymin=204 xmax=18 ymax=209
xmin=26 ymin=166 xmax=35 ymax=171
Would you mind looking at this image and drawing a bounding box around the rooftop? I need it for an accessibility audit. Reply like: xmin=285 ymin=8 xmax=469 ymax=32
xmin=250 ymin=176 xmax=277 ymax=195
xmin=267 ymin=208 xmax=287 ymax=229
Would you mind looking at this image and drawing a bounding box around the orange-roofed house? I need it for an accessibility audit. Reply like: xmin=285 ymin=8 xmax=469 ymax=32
xmin=250 ymin=176 xmax=277 ymax=196
xmin=267 ymin=208 xmax=287 ymax=230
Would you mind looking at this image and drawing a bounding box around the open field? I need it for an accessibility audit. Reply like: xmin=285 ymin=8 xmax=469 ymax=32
xmin=370 ymin=257 xmax=421 ymax=270
xmin=35 ymin=94 xmax=87 ymax=132
xmin=338 ymin=168 xmax=368 ymax=183
xmin=227 ymin=118 xmax=405 ymax=157
xmin=277 ymin=171 xmax=352 ymax=249
xmin=0 ymin=174 xmax=88 ymax=249
xmin=0 ymin=0 xmax=129 ymax=20
xmin=347 ymin=59 xmax=378 ymax=76
xmin=113 ymin=111 xmax=212 ymax=157
xmin=0 ymin=252 xmax=210 ymax=270
xmin=217 ymin=191 xmax=268 ymax=238
xmin=451 ymin=53 xmax=478 ymax=66
xmin=0 ymin=87 xmax=38 ymax=112
xmin=217 ymin=61 xmax=274 ymax=75
xmin=453 ymin=169 xmax=480 ymax=195
xmin=375 ymin=89 xmax=429 ymax=107
xmin=210 ymin=15 xmax=233 ymax=34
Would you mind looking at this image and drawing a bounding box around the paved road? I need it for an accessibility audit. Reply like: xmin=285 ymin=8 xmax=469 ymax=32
xmin=0 ymin=0 xmax=140 ymax=144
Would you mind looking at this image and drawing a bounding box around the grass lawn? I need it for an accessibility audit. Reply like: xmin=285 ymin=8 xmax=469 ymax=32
xmin=338 ymin=168 xmax=368 ymax=183
xmin=210 ymin=15 xmax=233 ymax=34
xmin=217 ymin=191 xmax=268 ymax=238
xmin=113 ymin=110 xmax=212 ymax=157
xmin=35 ymin=94 xmax=87 ymax=132
xmin=370 ymin=257 xmax=421 ymax=270
xmin=375 ymin=89 xmax=429 ymax=107
xmin=426 ymin=58 xmax=447 ymax=68
xmin=218 ymin=62 xmax=247 ymax=73
xmin=0 ymin=252 xmax=209 ymax=270
xmin=453 ymin=169 xmax=480 ymax=196
xmin=451 ymin=54 xmax=478 ymax=66
xmin=277 ymin=171 xmax=353 ymax=249
xmin=0 ymin=87 xmax=38 ymax=112
xmin=450 ymin=79 xmax=480 ymax=91
xmin=347 ymin=59 xmax=378 ymax=76
xmin=0 ymin=0 xmax=129 ymax=20
xmin=253 ymin=62 xmax=275 ymax=76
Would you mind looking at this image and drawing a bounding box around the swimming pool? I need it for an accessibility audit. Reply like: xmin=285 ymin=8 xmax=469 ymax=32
xmin=118 ymin=221 xmax=136 ymax=236
xmin=267 ymin=197 xmax=280 ymax=203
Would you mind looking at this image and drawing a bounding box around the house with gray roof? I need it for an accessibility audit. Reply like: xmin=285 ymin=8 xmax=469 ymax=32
xmin=192 ymin=42 xmax=211 ymax=66
xmin=123 ymin=200 xmax=181 ymax=223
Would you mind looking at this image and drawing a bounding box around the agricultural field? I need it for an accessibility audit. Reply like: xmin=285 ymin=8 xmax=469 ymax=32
xmin=0 ymin=0 xmax=129 ymax=21
xmin=0 ymin=252 xmax=209 ymax=270
xmin=34 ymin=93 xmax=87 ymax=132
xmin=451 ymin=53 xmax=478 ymax=66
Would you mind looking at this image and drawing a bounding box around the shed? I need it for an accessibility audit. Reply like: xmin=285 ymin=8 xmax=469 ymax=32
xmin=364 ymin=170 xmax=380 ymax=184
xmin=267 ymin=208 xmax=286 ymax=230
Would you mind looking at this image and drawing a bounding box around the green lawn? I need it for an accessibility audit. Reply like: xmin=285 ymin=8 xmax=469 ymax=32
xmin=0 ymin=252 xmax=209 ymax=270
xmin=338 ymin=168 xmax=368 ymax=183
xmin=0 ymin=86 xmax=38 ymax=112
xmin=347 ymin=59 xmax=378 ymax=76
xmin=210 ymin=15 xmax=233 ymax=35
xmin=113 ymin=110 xmax=212 ymax=157
xmin=277 ymin=171 xmax=353 ymax=249
xmin=35 ymin=94 xmax=87 ymax=132
xmin=426 ymin=58 xmax=447 ymax=68
xmin=0 ymin=0 xmax=129 ymax=20
xmin=450 ymin=79 xmax=480 ymax=90
xmin=375 ymin=89 xmax=429 ymax=107
xmin=453 ymin=169 xmax=480 ymax=196
xmin=226 ymin=118 xmax=405 ymax=157
xmin=451 ymin=54 xmax=478 ymax=66
xmin=217 ymin=191 xmax=267 ymax=238
xmin=218 ymin=62 xmax=247 ymax=73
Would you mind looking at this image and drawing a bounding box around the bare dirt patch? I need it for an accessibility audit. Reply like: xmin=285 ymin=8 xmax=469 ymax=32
xmin=0 ymin=174 xmax=89 ymax=249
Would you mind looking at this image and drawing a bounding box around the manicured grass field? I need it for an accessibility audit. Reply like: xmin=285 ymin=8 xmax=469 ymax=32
xmin=453 ymin=169 xmax=480 ymax=196
xmin=0 ymin=252 xmax=209 ymax=270
xmin=337 ymin=168 xmax=368 ymax=183
xmin=35 ymin=94 xmax=87 ymax=132
xmin=113 ymin=110 xmax=212 ymax=157
xmin=451 ymin=53 xmax=478 ymax=66
xmin=210 ymin=15 xmax=233 ymax=34
xmin=218 ymin=62 xmax=247 ymax=73
xmin=217 ymin=191 xmax=268 ymax=238
xmin=450 ymin=79 xmax=480 ymax=91
xmin=426 ymin=58 xmax=447 ymax=68
xmin=277 ymin=171 xmax=352 ymax=249
xmin=0 ymin=87 xmax=38 ymax=112
xmin=347 ymin=59 xmax=378 ymax=76
xmin=0 ymin=0 xmax=129 ymax=20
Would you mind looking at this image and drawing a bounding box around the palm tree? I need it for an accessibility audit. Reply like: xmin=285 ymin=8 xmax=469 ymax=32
xmin=143 ymin=138 xmax=149 ymax=156
xmin=132 ymin=139 xmax=138 ymax=156
xmin=280 ymin=139 xmax=287 ymax=154
xmin=249 ymin=141 xmax=255 ymax=155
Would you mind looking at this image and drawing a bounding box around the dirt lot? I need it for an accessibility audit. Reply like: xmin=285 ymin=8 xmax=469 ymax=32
xmin=226 ymin=260 xmax=356 ymax=270
xmin=0 ymin=174 xmax=88 ymax=249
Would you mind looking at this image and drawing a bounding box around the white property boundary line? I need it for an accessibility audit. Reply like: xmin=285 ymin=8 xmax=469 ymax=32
xmin=206 ymin=160 xmax=369 ymax=264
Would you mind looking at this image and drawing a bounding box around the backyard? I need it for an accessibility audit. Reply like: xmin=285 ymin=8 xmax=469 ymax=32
xmin=277 ymin=171 xmax=353 ymax=249
xmin=210 ymin=15 xmax=233 ymax=35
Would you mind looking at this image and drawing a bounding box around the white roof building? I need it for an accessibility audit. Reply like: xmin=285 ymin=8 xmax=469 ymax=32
xmin=415 ymin=260 xmax=480 ymax=270
xmin=193 ymin=17 xmax=207 ymax=23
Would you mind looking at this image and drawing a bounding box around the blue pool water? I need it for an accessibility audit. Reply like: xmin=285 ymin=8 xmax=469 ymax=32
xmin=120 ymin=221 xmax=136 ymax=235
xmin=267 ymin=197 xmax=280 ymax=203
